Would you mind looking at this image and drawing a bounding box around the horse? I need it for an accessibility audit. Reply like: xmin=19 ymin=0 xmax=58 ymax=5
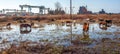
xmin=20 ymin=24 xmax=31 ymax=34
xmin=19 ymin=19 xmax=26 ymax=23
xmin=83 ymin=22 xmax=89 ymax=39
xmin=105 ymin=20 xmax=112 ymax=27
xmin=31 ymin=22 xmax=34 ymax=26
xmin=98 ymin=18 xmax=104 ymax=21
xmin=99 ymin=21 xmax=107 ymax=30
xmin=6 ymin=23 xmax=11 ymax=29
xmin=83 ymin=22 xmax=89 ymax=32
xmin=66 ymin=21 xmax=72 ymax=26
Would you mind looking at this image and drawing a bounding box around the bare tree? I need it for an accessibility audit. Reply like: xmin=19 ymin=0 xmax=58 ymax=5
xmin=55 ymin=2 xmax=62 ymax=10
xmin=54 ymin=2 xmax=65 ymax=15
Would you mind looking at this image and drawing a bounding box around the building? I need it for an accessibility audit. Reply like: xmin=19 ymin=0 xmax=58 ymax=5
xmin=99 ymin=9 xmax=106 ymax=14
xmin=78 ymin=6 xmax=92 ymax=14
xmin=6 ymin=12 xmax=34 ymax=16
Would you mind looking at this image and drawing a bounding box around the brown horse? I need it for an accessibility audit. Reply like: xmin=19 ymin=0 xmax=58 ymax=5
xmin=66 ymin=21 xmax=72 ymax=26
xmin=99 ymin=22 xmax=107 ymax=30
xmin=83 ymin=22 xmax=89 ymax=32
xmin=31 ymin=22 xmax=34 ymax=26
xmin=98 ymin=18 xmax=104 ymax=21
xmin=83 ymin=22 xmax=89 ymax=39
xmin=6 ymin=23 xmax=11 ymax=29
xmin=30 ymin=20 xmax=34 ymax=26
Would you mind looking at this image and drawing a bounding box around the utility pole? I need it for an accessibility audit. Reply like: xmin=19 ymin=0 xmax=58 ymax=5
xmin=70 ymin=0 xmax=73 ymax=41
xmin=70 ymin=0 xmax=72 ymax=17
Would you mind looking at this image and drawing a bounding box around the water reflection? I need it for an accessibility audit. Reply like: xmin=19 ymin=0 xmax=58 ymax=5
xmin=0 ymin=22 xmax=120 ymax=47
xmin=83 ymin=32 xmax=90 ymax=40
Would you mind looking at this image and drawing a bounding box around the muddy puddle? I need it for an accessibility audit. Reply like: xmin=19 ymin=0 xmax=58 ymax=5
xmin=0 ymin=23 xmax=120 ymax=50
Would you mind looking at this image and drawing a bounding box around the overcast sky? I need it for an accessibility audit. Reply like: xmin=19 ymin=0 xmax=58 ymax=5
xmin=0 ymin=0 xmax=120 ymax=13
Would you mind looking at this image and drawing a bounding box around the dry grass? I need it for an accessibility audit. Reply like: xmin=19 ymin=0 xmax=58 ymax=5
xmin=0 ymin=37 xmax=120 ymax=54
xmin=0 ymin=14 xmax=120 ymax=54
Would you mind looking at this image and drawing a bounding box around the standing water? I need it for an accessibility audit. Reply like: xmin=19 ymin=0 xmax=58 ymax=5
xmin=0 ymin=23 xmax=120 ymax=50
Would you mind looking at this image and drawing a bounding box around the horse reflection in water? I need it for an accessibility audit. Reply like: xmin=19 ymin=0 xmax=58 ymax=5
xmin=83 ymin=22 xmax=90 ymax=39
xmin=20 ymin=24 xmax=31 ymax=34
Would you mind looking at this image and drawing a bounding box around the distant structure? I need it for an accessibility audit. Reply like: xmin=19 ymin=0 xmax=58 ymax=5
xmin=19 ymin=4 xmax=50 ymax=15
xmin=6 ymin=12 xmax=34 ymax=16
xmin=0 ymin=10 xmax=6 ymax=17
xmin=1 ymin=9 xmax=26 ymax=14
xmin=48 ymin=9 xmax=65 ymax=15
xmin=0 ymin=9 xmax=26 ymax=17
xmin=99 ymin=9 xmax=106 ymax=14
xmin=78 ymin=6 xmax=92 ymax=14
xmin=0 ymin=4 xmax=50 ymax=17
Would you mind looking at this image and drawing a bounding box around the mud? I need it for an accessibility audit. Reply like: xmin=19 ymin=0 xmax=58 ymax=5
xmin=0 ymin=14 xmax=120 ymax=54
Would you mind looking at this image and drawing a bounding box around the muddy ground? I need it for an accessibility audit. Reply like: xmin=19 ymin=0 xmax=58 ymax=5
xmin=0 ymin=14 xmax=120 ymax=54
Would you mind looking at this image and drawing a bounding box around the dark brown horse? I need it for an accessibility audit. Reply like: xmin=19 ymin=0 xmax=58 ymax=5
xmin=98 ymin=18 xmax=104 ymax=21
xmin=105 ymin=20 xmax=112 ymax=27
xmin=20 ymin=24 xmax=31 ymax=34
xmin=66 ymin=21 xmax=72 ymax=26
xmin=6 ymin=23 xmax=11 ymax=29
